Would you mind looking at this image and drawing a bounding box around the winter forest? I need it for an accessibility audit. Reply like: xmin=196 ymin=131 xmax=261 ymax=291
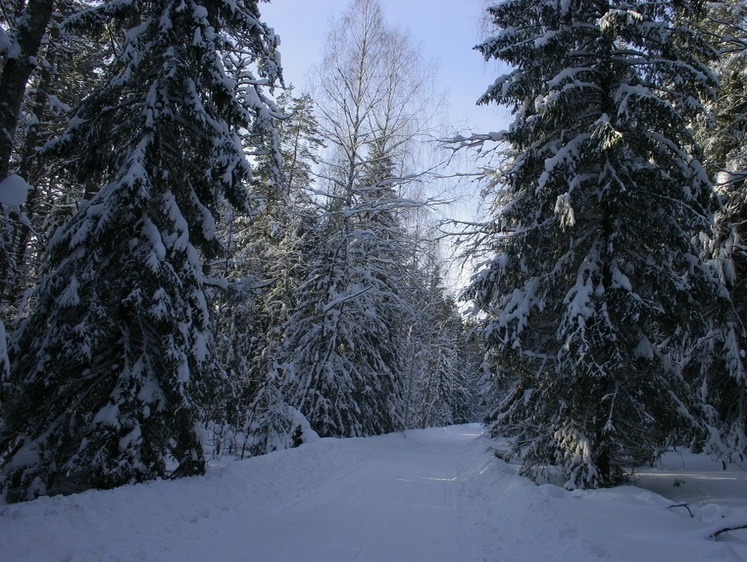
xmin=1 ymin=0 xmax=747 ymax=505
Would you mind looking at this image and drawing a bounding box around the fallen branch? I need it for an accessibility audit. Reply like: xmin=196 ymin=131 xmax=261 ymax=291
xmin=709 ymin=523 xmax=747 ymax=540
xmin=668 ymin=503 xmax=693 ymax=518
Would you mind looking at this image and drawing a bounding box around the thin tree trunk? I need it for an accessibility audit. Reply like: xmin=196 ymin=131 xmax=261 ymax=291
xmin=0 ymin=0 xmax=54 ymax=181
xmin=0 ymin=0 xmax=54 ymax=302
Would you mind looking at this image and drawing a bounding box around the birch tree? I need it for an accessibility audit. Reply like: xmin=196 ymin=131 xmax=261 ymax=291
xmin=281 ymin=0 xmax=439 ymax=437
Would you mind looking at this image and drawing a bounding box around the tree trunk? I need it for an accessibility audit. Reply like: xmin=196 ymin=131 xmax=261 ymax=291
xmin=0 ymin=0 xmax=54 ymax=181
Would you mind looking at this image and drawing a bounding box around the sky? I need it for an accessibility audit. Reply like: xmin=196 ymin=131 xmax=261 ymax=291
xmin=257 ymin=0 xmax=508 ymax=291
xmin=259 ymin=0 xmax=508 ymax=134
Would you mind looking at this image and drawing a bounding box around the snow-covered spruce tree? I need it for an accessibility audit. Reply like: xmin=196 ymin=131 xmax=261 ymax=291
xmin=698 ymin=0 xmax=747 ymax=172
xmin=397 ymin=231 xmax=474 ymax=429
xmin=0 ymin=0 xmax=54 ymax=366
xmin=405 ymin=281 xmax=474 ymax=429
xmin=0 ymin=0 xmax=54 ymax=182
xmin=5 ymin=1 xmax=114 ymax=313
xmin=0 ymin=0 xmax=282 ymax=501
xmin=238 ymin=98 xmax=323 ymax=454
xmin=692 ymin=0 xmax=747 ymax=462
xmin=0 ymin=176 xmax=30 ymax=401
xmin=209 ymin=91 xmax=323 ymax=457
xmin=466 ymin=0 xmax=723 ymax=487
xmin=280 ymin=146 xmax=411 ymax=438
xmin=280 ymin=0 xmax=437 ymax=438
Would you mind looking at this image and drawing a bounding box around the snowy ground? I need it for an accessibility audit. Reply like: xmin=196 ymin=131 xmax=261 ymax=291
xmin=1 ymin=424 xmax=746 ymax=561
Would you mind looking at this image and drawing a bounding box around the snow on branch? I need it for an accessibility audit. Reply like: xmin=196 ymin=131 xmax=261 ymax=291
xmin=0 ymin=174 xmax=31 ymax=207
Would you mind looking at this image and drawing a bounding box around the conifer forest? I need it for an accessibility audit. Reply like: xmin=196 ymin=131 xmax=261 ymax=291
xmin=1 ymin=0 xmax=747 ymax=503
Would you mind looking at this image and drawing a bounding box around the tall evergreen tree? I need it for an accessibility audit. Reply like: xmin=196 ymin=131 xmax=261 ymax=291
xmin=5 ymin=0 xmax=113 ymax=313
xmin=0 ymin=0 xmax=54 ymax=182
xmin=0 ymin=0 xmax=282 ymax=501
xmin=0 ymin=0 xmax=55 ymax=388
xmin=209 ymin=90 xmax=323 ymax=457
xmin=466 ymin=0 xmax=723 ymax=487
xmin=693 ymin=0 xmax=747 ymax=462
xmin=404 ymin=270 xmax=473 ymax=429
xmin=273 ymin=91 xmax=324 ymax=194
xmin=281 ymin=145 xmax=411 ymax=437
xmin=280 ymin=0 xmax=437 ymax=438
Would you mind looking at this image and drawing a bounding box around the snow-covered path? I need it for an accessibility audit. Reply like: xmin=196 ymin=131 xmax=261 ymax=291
xmin=247 ymin=427 xmax=472 ymax=561
xmin=2 ymin=424 xmax=747 ymax=561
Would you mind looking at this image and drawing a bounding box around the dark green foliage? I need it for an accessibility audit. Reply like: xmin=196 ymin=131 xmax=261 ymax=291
xmin=692 ymin=0 xmax=747 ymax=462
xmin=468 ymin=0 xmax=723 ymax=487
xmin=0 ymin=0 xmax=281 ymax=501
xmin=281 ymin=204 xmax=408 ymax=438
xmin=208 ymin=90 xmax=323 ymax=456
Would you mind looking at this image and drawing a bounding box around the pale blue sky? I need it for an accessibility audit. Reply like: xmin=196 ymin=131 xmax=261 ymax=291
xmin=259 ymin=0 xmax=507 ymax=133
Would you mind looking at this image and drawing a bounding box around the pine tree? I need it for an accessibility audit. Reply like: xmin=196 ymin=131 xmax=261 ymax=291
xmin=273 ymin=91 xmax=324 ymax=194
xmin=0 ymin=0 xmax=282 ymax=501
xmin=467 ymin=0 xmax=722 ymax=487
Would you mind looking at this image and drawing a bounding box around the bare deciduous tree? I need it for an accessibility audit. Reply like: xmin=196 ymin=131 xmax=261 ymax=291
xmin=281 ymin=0 xmax=458 ymax=438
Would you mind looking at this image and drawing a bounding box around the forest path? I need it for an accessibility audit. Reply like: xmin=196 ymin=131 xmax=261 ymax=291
xmin=220 ymin=424 xmax=610 ymax=561
xmin=2 ymin=424 xmax=745 ymax=561
xmin=247 ymin=425 xmax=477 ymax=561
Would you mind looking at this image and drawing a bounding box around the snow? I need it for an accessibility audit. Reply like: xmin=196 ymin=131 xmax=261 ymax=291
xmin=635 ymin=335 xmax=654 ymax=360
xmin=0 ymin=25 xmax=19 ymax=59
xmin=1 ymin=424 xmax=746 ymax=561
xmin=0 ymin=174 xmax=30 ymax=207
xmin=57 ymin=275 xmax=81 ymax=308
xmin=93 ymin=403 xmax=120 ymax=427
xmin=142 ymin=216 xmax=166 ymax=272
xmin=0 ymin=27 xmax=10 ymax=55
